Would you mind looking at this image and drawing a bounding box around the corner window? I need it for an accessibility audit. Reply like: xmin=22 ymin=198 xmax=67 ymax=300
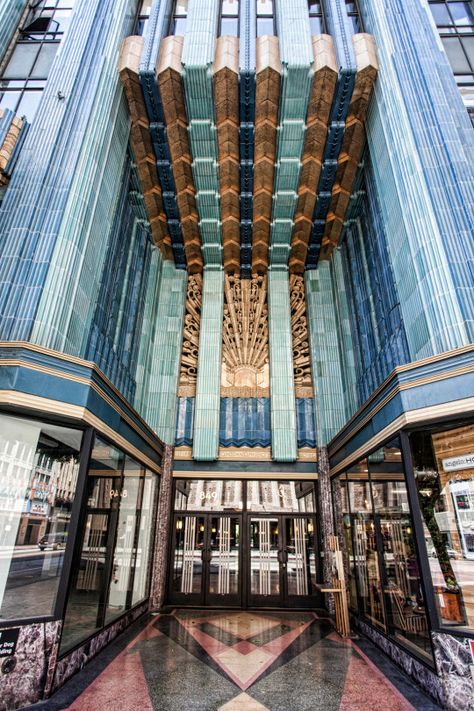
xmin=410 ymin=422 xmax=474 ymax=634
xmin=333 ymin=438 xmax=433 ymax=662
xmin=60 ymin=436 xmax=158 ymax=654
xmin=0 ymin=414 xmax=82 ymax=621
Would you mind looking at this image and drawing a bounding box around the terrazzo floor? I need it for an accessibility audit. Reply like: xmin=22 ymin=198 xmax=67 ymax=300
xmin=31 ymin=610 xmax=441 ymax=711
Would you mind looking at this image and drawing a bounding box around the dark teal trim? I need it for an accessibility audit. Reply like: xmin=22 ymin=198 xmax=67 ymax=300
xmin=328 ymin=347 xmax=474 ymax=469
xmin=0 ymin=344 xmax=163 ymax=467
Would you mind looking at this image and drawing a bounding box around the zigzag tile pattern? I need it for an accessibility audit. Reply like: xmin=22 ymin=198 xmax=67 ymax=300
xmin=252 ymin=36 xmax=281 ymax=275
xmin=214 ymin=36 xmax=241 ymax=274
xmin=119 ymin=36 xmax=173 ymax=260
xmin=269 ymin=0 xmax=314 ymax=269
xmin=289 ymin=35 xmax=338 ymax=273
xmin=320 ymin=34 xmax=378 ymax=260
xmin=157 ymin=36 xmax=203 ymax=273
xmin=182 ymin=0 xmax=222 ymax=268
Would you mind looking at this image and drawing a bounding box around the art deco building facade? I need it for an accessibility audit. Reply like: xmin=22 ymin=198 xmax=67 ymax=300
xmin=0 ymin=0 xmax=473 ymax=709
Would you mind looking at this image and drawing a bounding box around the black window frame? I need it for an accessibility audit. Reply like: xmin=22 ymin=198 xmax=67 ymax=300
xmin=219 ymin=0 xmax=239 ymax=37
xmin=308 ymin=1 xmax=326 ymax=35
xmin=0 ymin=0 xmax=74 ymax=122
xmin=428 ymin=1 xmax=474 ymax=114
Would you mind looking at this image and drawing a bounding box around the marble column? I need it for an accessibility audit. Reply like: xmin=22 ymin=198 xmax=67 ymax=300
xmin=318 ymin=445 xmax=335 ymax=615
xmin=149 ymin=444 xmax=174 ymax=611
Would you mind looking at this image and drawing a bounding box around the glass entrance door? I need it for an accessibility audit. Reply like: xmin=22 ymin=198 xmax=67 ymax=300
xmin=169 ymin=514 xmax=241 ymax=605
xmin=248 ymin=516 xmax=317 ymax=607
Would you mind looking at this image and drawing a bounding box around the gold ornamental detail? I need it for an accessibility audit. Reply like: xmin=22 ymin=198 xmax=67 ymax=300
xmin=290 ymin=274 xmax=313 ymax=398
xmin=178 ymin=274 xmax=202 ymax=397
xmin=221 ymin=274 xmax=270 ymax=397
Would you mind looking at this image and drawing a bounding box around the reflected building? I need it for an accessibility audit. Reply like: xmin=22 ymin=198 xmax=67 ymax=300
xmin=0 ymin=0 xmax=473 ymax=709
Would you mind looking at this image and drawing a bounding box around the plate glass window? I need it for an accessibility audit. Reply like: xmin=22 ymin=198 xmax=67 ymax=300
xmin=0 ymin=414 xmax=82 ymax=621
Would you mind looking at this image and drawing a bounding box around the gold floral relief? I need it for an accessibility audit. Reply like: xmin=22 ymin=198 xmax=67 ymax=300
xmin=221 ymin=274 xmax=270 ymax=397
xmin=178 ymin=274 xmax=202 ymax=397
xmin=290 ymin=274 xmax=313 ymax=398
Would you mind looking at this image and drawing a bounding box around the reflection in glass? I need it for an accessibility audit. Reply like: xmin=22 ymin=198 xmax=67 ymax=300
xmin=285 ymin=518 xmax=316 ymax=596
xmin=247 ymin=480 xmax=315 ymax=512
xmin=105 ymin=457 xmax=142 ymax=624
xmin=208 ymin=516 xmax=240 ymax=596
xmin=250 ymin=518 xmax=279 ymax=596
xmin=411 ymin=424 xmax=474 ymax=632
xmin=0 ymin=415 xmax=81 ymax=621
xmin=172 ymin=516 xmax=205 ymax=594
xmin=132 ymin=470 xmax=156 ymax=604
xmin=61 ymin=438 xmax=123 ymax=652
xmin=61 ymin=438 xmax=157 ymax=653
xmin=174 ymin=479 xmax=243 ymax=511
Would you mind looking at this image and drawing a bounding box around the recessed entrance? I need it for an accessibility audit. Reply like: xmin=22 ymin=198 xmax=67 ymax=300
xmin=167 ymin=478 xmax=320 ymax=609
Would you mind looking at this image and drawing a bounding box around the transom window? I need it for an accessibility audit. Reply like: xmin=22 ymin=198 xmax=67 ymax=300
xmin=219 ymin=0 xmax=239 ymax=37
xmin=0 ymin=0 xmax=75 ymax=123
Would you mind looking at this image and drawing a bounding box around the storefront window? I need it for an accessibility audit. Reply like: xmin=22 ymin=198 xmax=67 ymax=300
xmin=61 ymin=436 xmax=158 ymax=653
xmin=334 ymin=438 xmax=432 ymax=661
xmin=369 ymin=443 xmax=431 ymax=659
xmin=410 ymin=423 xmax=474 ymax=632
xmin=347 ymin=459 xmax=386 ymax=630
xmin=0 ymin=414 xmax=82 ymax=620
xmin=334 ymin=473 xmax=358 ymax=611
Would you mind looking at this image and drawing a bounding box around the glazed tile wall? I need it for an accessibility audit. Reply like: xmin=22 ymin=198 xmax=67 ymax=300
xmin=340 ymin=159 xmax=410 ymax=405
xmin=360 ymin=0 xmax=474 ymax=358
xmin=330 ymin=249 xmax=358 ymax=418
xmin=268 ymin=271 xmax=297 ymax=461
xmin=305 ymin=266 xmax=346 ymax=446
xmin=86 ymin=163 xmax=153 ymax=403
xmin=193 ymin=269 xmax=224 ymax=460
xmin=135 ymin=248 xmax=164 ymax=416
xmin=143 ymin=260 xmax=187 ymax=443
xmin=175 ymin=396 xmax=316 ymax=449
xmin=0 ymin=0 xmax=136 ymax=345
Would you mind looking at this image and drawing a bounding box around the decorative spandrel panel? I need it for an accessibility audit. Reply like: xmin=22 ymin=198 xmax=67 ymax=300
xmin=290 ymin=274 xmax=313 ymax=398
xmin=221 ymin=274 xmax=270 ymax=397
xmin=178 ymin=274 xmax=202 ymax=397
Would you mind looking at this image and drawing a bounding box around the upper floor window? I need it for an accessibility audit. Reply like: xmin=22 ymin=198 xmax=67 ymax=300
xmin=257 ymin=0 xmax=275 ymax=36
xmin=428 ymin=1 xmax=474 ymax=113
xmin=169 ymin=0 xmax=188 ymax=36
xmin=135 ymin=0 xmax=152 ymax=36
xmin=308 ymin=1 xmax=326 ymax=34
xmin=0 ymin=0 xmax=75 ymax=123
xmin=219 ymin=0 xmax=239 ymax=37
xmin=345 ymin=0 xmax=362 ymax=32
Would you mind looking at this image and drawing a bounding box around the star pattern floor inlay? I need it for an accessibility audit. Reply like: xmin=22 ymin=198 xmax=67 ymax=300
xmin=48 ymin=610 xmax=441 ymax=711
